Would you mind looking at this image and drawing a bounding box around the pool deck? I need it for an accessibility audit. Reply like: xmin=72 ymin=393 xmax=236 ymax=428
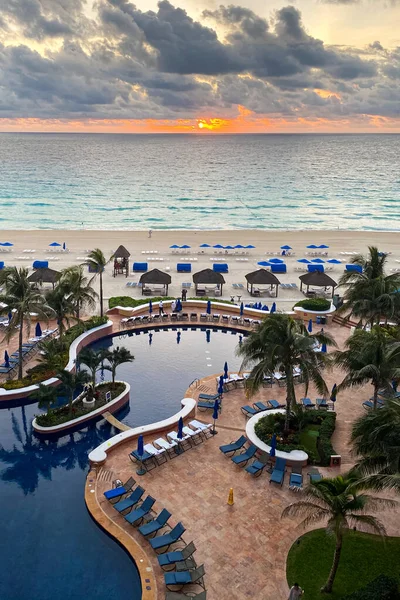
xmin=90 ymin=321 xmax=400 ymax=600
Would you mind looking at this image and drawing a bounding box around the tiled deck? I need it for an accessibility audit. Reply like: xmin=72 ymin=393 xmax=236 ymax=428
xmin=91 ymin=322 xmax=400 ymax=600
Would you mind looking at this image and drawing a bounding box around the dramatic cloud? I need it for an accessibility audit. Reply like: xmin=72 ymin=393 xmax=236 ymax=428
xmin=0 ymin=0 xmax=399 ymax=129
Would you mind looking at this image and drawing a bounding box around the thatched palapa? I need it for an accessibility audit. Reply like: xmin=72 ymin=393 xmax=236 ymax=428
xmin=245 ymin=269 xmax=280 ymax=297
xmin=28 ymin=267 xmax=60 ymax=289
xmin=299 ymin=271 xmax=337 ymax=298
xmin=113 ymin=245 xmax=130 ymax=277
xmin=140 ymin=268 xmax=171 ymax=295
xmin=193 ymin=268 xmax=225 ymax=296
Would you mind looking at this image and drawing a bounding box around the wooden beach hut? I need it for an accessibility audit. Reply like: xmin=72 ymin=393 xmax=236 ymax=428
xmin=299 ymin=271 xmax=337 ymax=298
xmin=193 ymin=268 xmax=225 ymax=297
xmin=245 ymin=269 xmax=280 ymax=297
xmin=28 ymin=267 xmax=60 ymax=289
xmin=113 ymin=245 xmax=130 ymax=277
xmin=139 ymin=268 xmax=171 ymax=296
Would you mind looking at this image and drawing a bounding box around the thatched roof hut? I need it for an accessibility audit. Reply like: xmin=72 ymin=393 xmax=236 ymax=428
xmin=192 ymin=268 xmax=225 ymax=296
xmin=299 ymin=271 xmax=337 ymax=298
xmin=28 ymin=267 xmax=60 ymax=288
xmin=245 ymin=269 xmax=280 ymax=296
xmin=140 ymin=268 xmax=172 ymax=295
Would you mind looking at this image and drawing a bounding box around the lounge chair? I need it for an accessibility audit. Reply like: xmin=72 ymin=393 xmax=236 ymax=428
xmin=165 ymin=592 xmax=206 ymax=600
xmin=245 ymin=459 xmax=268 ymax=477
xmin=129 ymin=449 xmax=157 ymax=471
xmin=289 ymin=465 xmax=303 ymax=490
xmin=267 ymin=399 xmax=283 ymax=409
xmin=300 ymin=397 xmax=315 ymax=408
xmin=197 ymin=400 xmax=220 ymax=411
xmin=231 ymin=444 xmax=257 ymax=466
xmin=103 ymin=476 xmax=136 ymax=503
xmin=182 ymin=425 xmax=203 ymax=445
xmin=113 ymin=486 xmax=145 ymax=513
xmin=164 ymin=564 xmax=205 ymax=591
xmin=241 ymin=405 xmax=260 ymax=417
xmin=167 ymin=430 xmax=192 ymax=450
xmin=253 ymin=401 xmax=269 ymax=411
xmin=139 ymin=508 xmax=171 ymax=537
xmin=144 ymin=443 xmax=168 ymax=465
xmin=154 ymin=437 xmax=179 ymax=459
xmin=219 ymin=435 xmax=247 ymax=455
xmin=124 ymin=495 xmax=156 ymax=525
xmin=189 ymin=419 xmax=213 ymax=439
xmin=269 ymin=457 xmax=286 ymax=486
xmin=308 ymin=469 xmax=322 ymax=483
xmin=316 ymin=398 xmax=328 ymax=409
xmin=158 ymin=541 xmax=196 ymax=570
xmin=198 ymin=393 xmax=220 ymax=401
xmin=149 ymin=522 xmax=186 ymax=552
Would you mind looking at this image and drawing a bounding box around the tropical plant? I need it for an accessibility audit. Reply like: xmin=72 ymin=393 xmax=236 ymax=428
xmin=56 ymin=369 xmax=90 ymax=417
xmin=237 ymin=314 xmax=336 ymax=431
xmin=82 ymin=249 xmax=108 ymax=317
xmin=77 ymin=347 xmax=105 ymax=389
xmin=35 ymin=337 xmax=68 ymax=372
xmin=33 ymin=384 xmax=58 ymax=414
xmin=282 ymin=473 xmax=396 ymax=593
xmin=334 ymin=327 xmax=400 ymax=409
xmin=102 ymin=346 xmax=135 ymax=387
xmin=351 ymin=397 xmax=400 ymax=493
xmin=338 ymin=246 xmax=400 ymax=327
xmin=45 ymin=287 xmax=76 ymax=339
xmin=58 ymin=266 xmax=98 ymax=319
xmin=0 ymin=267 xmax=53 ymax=379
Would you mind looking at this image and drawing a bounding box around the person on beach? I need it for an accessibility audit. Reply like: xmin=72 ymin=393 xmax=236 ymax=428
xmin=181 ymin=288 xmax=187 ymax=302
xmin=288 ymin=583 xmax=303 ymax=600
xmin=148 ymin=229 xmax=152 ymax=238
xmin=171 ymin=299 xmax=176 ymax=313
xmin=159 ymin=300 xmax=164 ymax=315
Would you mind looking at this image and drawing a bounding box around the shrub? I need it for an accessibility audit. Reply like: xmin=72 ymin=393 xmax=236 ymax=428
xmin=294 ymin=298 xmax=331 ymax=311
xmin=317 ymin=412 xmax=337 ymax=466
xmin=342 ymin=575 xmax=400 ymax=600
xmin=108 ymin=296 xmax=235 ymax=309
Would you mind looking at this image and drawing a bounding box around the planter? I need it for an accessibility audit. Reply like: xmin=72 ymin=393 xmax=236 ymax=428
xmin=82 ymin=398 xmax=96 ymax=409
xmin=32 ymin=381 xmax=130 ymax=435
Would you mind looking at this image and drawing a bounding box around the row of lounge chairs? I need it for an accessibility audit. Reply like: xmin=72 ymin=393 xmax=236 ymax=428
xmin=240 ymin=397 xmax=331 ymax=417
xmin=0 ymin=330 xmax=57 ymax=375
xmin=129 ymin=421 xmax=213 ymax=470
xmin=104 ymin=478 xmax=206 ymax=597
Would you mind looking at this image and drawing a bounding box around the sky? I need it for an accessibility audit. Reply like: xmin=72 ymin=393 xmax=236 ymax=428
xmin=1 ymin=0 xmax=400 ymax=133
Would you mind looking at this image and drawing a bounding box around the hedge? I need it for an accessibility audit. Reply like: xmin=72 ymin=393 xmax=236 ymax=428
xmin=316 ymin=412 xmax=336 ymax=466
xmin=294 ymin=298 xmax=331 ymax=311
xmin=342 ymin=575 xmax=400 ymax=600
xmin=108 ymin=296 xmax=235 ymax=309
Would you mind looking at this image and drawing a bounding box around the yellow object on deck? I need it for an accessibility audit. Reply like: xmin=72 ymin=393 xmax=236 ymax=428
xmin=103 ymin=412 xmax=131 ymax=432
xmin=227 ymin=488 xmax=234 ymax=506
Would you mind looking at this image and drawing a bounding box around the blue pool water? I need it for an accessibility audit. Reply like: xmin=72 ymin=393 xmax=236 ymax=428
xmin=0 ymin=327 xmax=242 ymax=600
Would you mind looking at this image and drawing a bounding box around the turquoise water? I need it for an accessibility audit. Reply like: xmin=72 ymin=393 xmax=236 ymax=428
xmin=0 ymin=133 xmax=399 ymax=231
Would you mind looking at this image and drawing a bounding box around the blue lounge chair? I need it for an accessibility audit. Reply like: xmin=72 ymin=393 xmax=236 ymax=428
xmin=198 ymin=393 xmax=220 ymax=401
xmin=198 ymin=400 xmax=220 ymax=411
xmin=113 ymin=486 xmax=145 ymax=513
xmin=301 ymin=397 xmax=315 ymax=408
xmin=309 ymin=471 xmax=322 ymax=483
xmin=104 ymin=476 xmax=136 ymax=503
xmin=231 ymin=444 xmax=257 ymax=466
xmin=241 ymin=405 xmax=260 ymax=417
xmin=269 ymin=457 xmax=286 ymax=486
xmin=289 ymin=466 xmax=303 ymax=489
xmin=267 ymin=399 xmax=283 ymax=409
xmin=139 ymin=508 xmax=171 ymax=537
xmin=245 ymin=459 xmax=267 ymax=477
xmin=158 ymin=541 xmax=196 ymax=569
xmin=164 ymin=565 xmax=205 ymax=591
xmin=316 ymin=398 xmax=328 ymax=409
xmin=150 ymin=522 xmax=186 ymax=552
xmin=219 ymin=435 xmax=247 ymax=455
xmin=124 ymin=495 xmax=156 ymax=525
xmin=129 ymin=449 xmax=157 ymax=470
xmin=253 ymin=401 xmax=269 ymax=411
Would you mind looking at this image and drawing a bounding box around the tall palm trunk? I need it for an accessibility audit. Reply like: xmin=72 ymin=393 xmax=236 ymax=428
xmin=372 ymin=383 xmax=379 ymax=410
xmin=284 ymin=366 xmax=295 ymax=432
xmin=69 ymin=391 xmax=74 ymax=417
xmin=99 ymin=272 xmax=103 ymax=317
xmin=18 ymin=311 xmax=24 ymax=380
xmin=322 ymin=533 xmax=343 ymax=593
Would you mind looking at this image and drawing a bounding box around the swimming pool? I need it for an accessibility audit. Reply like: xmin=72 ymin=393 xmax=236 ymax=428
xmin=0 ymin=327 xmax=243 ymax=600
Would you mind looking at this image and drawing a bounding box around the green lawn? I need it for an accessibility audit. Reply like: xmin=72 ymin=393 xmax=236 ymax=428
xmin=287 ymin=529 xmax=400 ymax=600
xmin=299 ymin=424 xmax=320 ymax=462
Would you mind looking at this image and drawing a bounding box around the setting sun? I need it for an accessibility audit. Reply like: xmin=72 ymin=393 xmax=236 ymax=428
xmin=198 ymin=122 xmax=204 ymax=129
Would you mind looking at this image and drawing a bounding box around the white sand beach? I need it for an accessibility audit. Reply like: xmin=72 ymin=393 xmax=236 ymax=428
xmin=0 ymin=229 xmax=398 ymax=309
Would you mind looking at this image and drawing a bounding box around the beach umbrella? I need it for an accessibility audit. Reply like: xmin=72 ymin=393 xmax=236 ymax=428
xmin=269 ymin=258 xmax=284 ymax=264
xmin=246 ymin=245 xmax=255 ymax=249
xmin=218 ymin=375 xmax=224 ymax=396
xmin=63 ymin=242 xmax=66 ymax=250
xmin=224 ymin=245 xmax=234 ymax=250
xmin=319 ymin=244 xmax=329 ymax=249
xmin=297 ymin=258 xmax=311 ymax=263
xmin=265 ymin=305 xmax=269 ymax=312
xmin=312 ymin=258 xmax=325 ymax=263
xmin=49 ymin=242 xmax=61 ymax=247
xmin=270 ymin=302 xmax=276 ymax=314
xmin=200 ymin=243 xmax=211 ymax=248
xmin=176 ymin=332 xmax=181 ymax=344
xmin=257 ymin=261 xmax=270 ymax=267
xmin=35 ymin=322 xmax=42 ymax=337
xmin=306 ymin=244 xmax=317 ymax=249
xmin=148 ymin=333 xmax=153 ymax=345
xmin=136 ymin=435 xmax=146 ymax=476
xmin=176 ymin=299 xmax=182 ymax=312
xmin=321 ymin=343 xmax=327 ymax=353
xmin=2 ymin=242 xmax=13 ymax=246
xmin=281 ymin=245 xmax=292 ymax=250
xmin=149 ymin=300 xmax=153 ymax=314
xmin=8 ymin=311 xmax=12 ymax=323
xmin=206 ymin=300 xmax=211 ymax=314
xmin=308 ymin=319 xmax=313 ymax=333
xmin=213 ymin=244 xmax=224 ymax=248
xmin=235 ymin=244 xmax=244 ymax=249
xmin=170 ymin=244 xmax=180 ymax=248
xmin=177 ymin=416 xmax=184 ymax=440
xmin=270 ymin=433 xmax=277 ymax=458
xmin=206 ymin=329 xmax=211 ymax=343
xmin=240 ymin=302 xmax=244 ymax=316
xmin=330 ymin=384 xmax=337 ymax=403
xmin=327 ymin=258 xmax=342 ymax=264
xmin=212 ymin=398 xmax=219 ymax=435
xmin=224 ymin=362 xmax=229 ymax=378
xmin=392 ymin=380 xmax=398 ymax=392
xmin=262 ymin=305 xmax=268 ymax=311
xmin=4 ymin=350 xmax=10 ymax=369
xmin=181 ymin=244 xmax=191 ymax=249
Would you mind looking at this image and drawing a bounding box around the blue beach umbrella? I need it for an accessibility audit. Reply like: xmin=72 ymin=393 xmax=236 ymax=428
xmin=181 ymin=244 xmax=191 ymax=249
xmin=4 ymin=350 xmax=10 ymax=369
xmin=235 ymin=244 xmax=244 ymax=249
xmin=306 ymin=244 xmax=317 ymax=249
xmin=200 ymin=243 xmax=211 ymax=248
xmin=298 ymin=258 xmax=311 ymax=264
xmin=312 ymin=258 xmax=325 ymax=263
xmin=265 ymin=305 xmax=269 ymax=312
xmin=218 ymin=375 xmax=224 ymax=396
xmin=63 ymin=242 xmax=66 ymax=250
xmin=321 ymin=343 xmax=327 ymax=353
xmin=319 ymin=244 xmax=329 ymax=249
xmin=224 ymin=245 xmax=234 ymax=250
xmin=8 ymin=310 xmax=12 ymax=323
xmin=269 ymin=258 xmax=284 ymax=264
xmin=224 ymin=362 xmax=229 ymax=378
xmin=327 ymin=258 xmax=342 ymax=264
xmin=212 ymin=398 xmax=219 ymax=435
xmin=262 ymin=305 xmax=268 ymax=311
xmin=258 ymin=261 xmax=270 ymax=267
xmin=176 ymin=299 xmax=182 ymax=312
xmin=2 ymin=242 xmax=13 ymax=247
xmin=213 ymin=244 xmax=224 ymax=248
xmin=35 ymin=322 xmax=42 ymax=337
xmin=270 ymin=302 xmax=276 ymax=314
xmin=149 ymin=300 xmax=152 ymax=314
xmin=281 ymin=245 xmax=292 ymax=250
xmin=240 ymin=302 xmax=244 ymax=316
xmin=206 ymin=300 xmax=211 ymax=314
xmin=330 ymin=384 xmax=337 ymax=403
xmin=308 ymin=319 xmax=313 ymax=333
xmin=49 ymin=242 xmax=61 ymax=247
xmin=170 ymin=244 xmax=179 ymax=248
xmin=136 ymin=434 xmax=146 ymax=475
xmin=270 ymin=433 xmax=277 ymax=458
xmin=392 ymin=379 xmax=398 ymax=392
xmin=246 ymin=245 xmax=255 ymax=249
xmin=177 ymin=416 xmax=184 ymax=440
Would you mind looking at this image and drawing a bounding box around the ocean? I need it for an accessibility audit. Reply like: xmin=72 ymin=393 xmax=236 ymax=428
xmin=0 ymin=133 xmax=399 ymax=231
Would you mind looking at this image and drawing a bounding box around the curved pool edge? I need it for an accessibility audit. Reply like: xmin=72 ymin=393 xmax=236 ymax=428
xmin=85 ymin=469 xmax=157 ymax=600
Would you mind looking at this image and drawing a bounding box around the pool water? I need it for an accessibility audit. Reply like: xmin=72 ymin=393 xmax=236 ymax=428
xmin=0 ymin=327 xmax=243 ymax=600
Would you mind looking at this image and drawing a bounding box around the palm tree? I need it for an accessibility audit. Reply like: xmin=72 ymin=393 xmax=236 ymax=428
xmin=0 ymin=267 xmax=53 ymax=379
xmin=57 ymin=369 xmax=90 ymax=417
xmin=82 ymin=249 xmax=108 ymax=317
xmin=45 ymin=287 xmax=76 ymax=339
xmin=282 ymin=474 xmax=396 ymax=593
xmin=35 ymin=337 xmax=68 ymax=373
xmin=237 ymin=314 xmax=336 ymax=431
xmin=77 ymin=347 xmax=105 ymax=389
xmin=334 ymin=327 xmax=400 ymax=409
xmin=102 ymin=346 xmax=135 ymax=387
xmin=58 ymin=266 xmax=98 ymax=319
xmin=338 ymin=246 xmax=400 ymax=327
xmin=351 ymin=397 xmax=400 ymax=493
xmin=33 ymin=384 xmax=58 ymax=414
